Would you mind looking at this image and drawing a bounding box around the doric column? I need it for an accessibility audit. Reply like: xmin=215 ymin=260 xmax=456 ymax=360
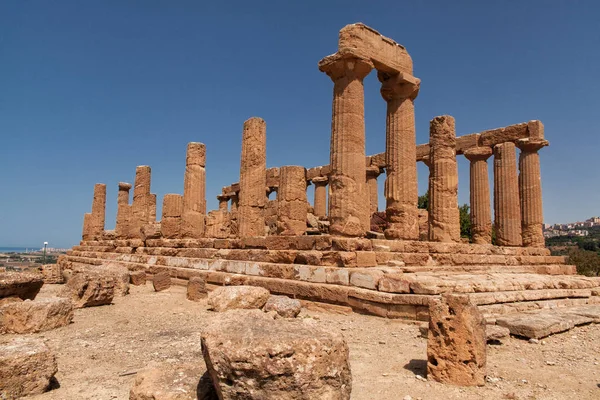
xmin=161 ymin=194 xmax=183 ymax=239
xmin=82 ymin=183 xmax=106 ymax=240
xmin=277 ymin=166 xmax=307 ymax=236
xmin=217 ymin=195 xmax=228 ymax=212
xmin=517 ymin=138 xmax=548 ymax=247
xmin=238 ymin=117 xmax=267 ymax=237
xmin=312 ymin=177 xmax=328 ymax=218
xmin=463 ymin=147 xmax=493 ymax=244
xmin=230 ymin=193 xmax=239 ymax=213
xmin=365 ymin=166 xmax=381 ymax=216
xmin=428 ymin=116 xmax=460 ymax=243
xmin=493 ymin=142 xmax=522 ymax=246
xmin=115 ymin=182 xmax=132 ymax=238
xmin=149 ymin=194 xmax=157 ymax=223
xmin=182 ymin=142 xmax=206 ymax=238
xmin=378 ymin=72 xmax=420 ymax=240
xmin=132 ymin=165 xmax=152 ymax=237
xmin=319 ymin=54 xmax=373 ymax=236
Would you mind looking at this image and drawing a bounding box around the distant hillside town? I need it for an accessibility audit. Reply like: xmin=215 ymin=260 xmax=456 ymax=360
xmin=544 ymin=216 xmax=600 ymax=238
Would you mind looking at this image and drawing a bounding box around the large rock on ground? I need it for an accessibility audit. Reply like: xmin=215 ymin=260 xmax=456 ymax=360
xmin=130 ymin=270 xmax=147 ymax=286
xmin=201 ymin=309 xmax=352 ymax=399
xmin=207 ymin=286 xmax=270 ymax=312
xmin=97 ymin=263 xmax=130 ymax=296
xmin=496 ymin=311 xmax=578 ymax=339
xmin=41 ymin=263 xmax=64 ymax=284
xmin=0 ymin=297 xmax=74 ymax=333
xmin=427 ymin=294 xmax=486 ymax=386
xmin=0 ymin=337 xmax=58 ymax=398
xmin=130 ymin=362 xmax=217 ymax=400
xmin=0 ymin=272 xmax=44 ymax=300
xmin=263 ymin=295 xmax=302 ymax=318
xmin=187 ymin=276 xmax=207 ymax=301
xmin=60 ymin=270 xmax=115 ymax=308
xmin=153 ymin=272 xmax=171 ymax=292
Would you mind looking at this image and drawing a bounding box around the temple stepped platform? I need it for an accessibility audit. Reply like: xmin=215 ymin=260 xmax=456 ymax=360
xmin=59 ymin=237 xmax=600 ymax=324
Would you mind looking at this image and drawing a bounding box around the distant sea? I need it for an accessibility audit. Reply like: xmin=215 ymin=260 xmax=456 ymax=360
xmin=0 ymin=247 xmax=41 ymax=253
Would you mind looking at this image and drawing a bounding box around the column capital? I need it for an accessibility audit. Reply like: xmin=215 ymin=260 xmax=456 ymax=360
xmin=118 ymin=182 xmax=132 ymax=191
xmin=366 ymin=166 xmax=382 ymax=178
xmin=516 ymin=138 xmax=549 ymax=152
xmin=378 ymin=71 xmax=420 ymax=101
xmin=216 ymin=194 xmax=229 ymax=202
xmin=311 ymin=176 xmax=329 ymax=185
xmin=318 ymin=53 xmax=373 ymax=82
xmin=463 ymin=146 xmax=493 ymax=162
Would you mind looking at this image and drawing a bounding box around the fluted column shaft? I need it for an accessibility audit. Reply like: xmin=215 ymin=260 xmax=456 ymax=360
xmin=517 ymin=138 xmax=548 ymax=247
xmin=312 ymin=177 xmax=328 ymax=218
xmin=277 ymin=166 xmax=307 ymax=236
xmin=132 ymin=165 xmax=152 ymax=237
xmin=83 ymin=183 xmax=106 ymax=240
xmin=115 ymin=182 xmax=132 ymax=238
xmin=161 ymin=194 xmax=183 ymax=239
xmin=320 ymin=55 xmax=373 ymax=236
xmin=182 ymin=142 xmax=206 ymax=238
xmin=379 ymin=72 xmax=420 ymax=240
xmin=464 ymin=148 xmax=493 ymax=244
xmin=493 ymin=142 xmax=522 ymax=246
xmin=238 ymin=117 xmax=267 ymax=237
xmin=428 ymin=116 xmax=460 ymax=243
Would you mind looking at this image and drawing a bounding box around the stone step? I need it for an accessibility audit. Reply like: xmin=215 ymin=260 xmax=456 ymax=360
xmin=481 ymin=297 xmax=600 ymax=319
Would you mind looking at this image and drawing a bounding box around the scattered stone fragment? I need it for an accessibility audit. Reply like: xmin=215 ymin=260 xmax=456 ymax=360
xmin=207 ymin=286 xmax=270 ymax=312
xmin=41 ymin=263 xmax=64 ymax=284
xmin=201 ymin=310 xmax=352 ymax=399
xmin=130 ymin=270 xmax=147 ymax=286
xmin=129 ymin=362 xmax=217 ymax=400
xmin=0 ymin=272 xmax=44 ymax=300
xmin=187 ymin=276 xmax=208 ymax=301
xmin=486 ymin=325 xmax=511 ymax=343
xmin=0 ymin=337 xmax=58 ymax=398
xmin=0 ymin=297 xmax=74 ymax=334
xmin=60 ymin=270 xmax=115 ymax=308
xmin=427 ymin=294 xmax=486 ymax=386
xmin=496 ymin=311 xmax=575 ymax=339
xmin=98 ymin=263 xmax=130 ymax=296
xmin=263 ymin=295 xmax=302 ymax=318
xmin=153 ymin=272 xmax=171 ymax=292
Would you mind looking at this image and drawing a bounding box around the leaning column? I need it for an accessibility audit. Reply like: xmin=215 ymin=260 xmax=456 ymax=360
xmin=311 ymin=177 xmax=328 ymax=218
xmin=277 ymin=166 xmax=307 ymax=236
xmin=379 ymin=72 xmax=420 ymax=240
xmin=463 ymin=147 xmax=493 ymax=244
xmin=517 ymin=138 xmax=548 ymax=247
xmin=115 ymin=182 xmax=132 ymax=238
xmin=319 ymin=54 xmax=373 ymax=236
xmin=493 ymin=142 xmax=522 ymax=246
xmin=182 ymin=142 xmax=206 ymax=238
xmin=428 ymin=116 xmax=460 ymax=243
xmin=238 ymin=117 xmax=267 ymax=237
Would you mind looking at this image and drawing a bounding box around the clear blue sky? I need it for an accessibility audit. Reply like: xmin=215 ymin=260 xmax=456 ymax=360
xmin=1 ymin=1 xmax=599 ymax=248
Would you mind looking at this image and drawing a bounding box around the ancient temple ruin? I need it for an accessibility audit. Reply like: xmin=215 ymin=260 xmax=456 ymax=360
xmin=63 ymin=23 xmax=600 ymax=322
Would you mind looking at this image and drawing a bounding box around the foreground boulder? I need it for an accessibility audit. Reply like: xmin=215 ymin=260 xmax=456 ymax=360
xmin=130 ymin=362 xmax=217 ymax=400
xmin=201 ymin=310 xmax=352 ymax=399
xmin=60 ymin=271 xmax=115 ymax=308
xmin=207 ymin=286 xmax=270 ymax=312
xmin=0 ymin=337 xmax=58 ymax=398
xmin=263 ymin=295 xmax=302 ymax=318
xmin=0 ymin=297 xmax=74 ymax=334
xmin=153 ymin=272 xmax=171 ymax=292
xmin=0 ymin=272 xmax=44 ymax=300
xmin=427 ymin=294 xmax=486 ymax=386
xmin=97 ymin=263 xmax=130 ymax=296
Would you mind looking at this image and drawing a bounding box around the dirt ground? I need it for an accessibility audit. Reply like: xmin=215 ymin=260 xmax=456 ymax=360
xmin=7 ymin=284 xmax=600 ymax=400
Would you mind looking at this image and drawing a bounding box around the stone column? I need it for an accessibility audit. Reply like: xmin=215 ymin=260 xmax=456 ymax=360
xmin=132 ymin=165 xmax=152 ymax=237
xmin=428 ymin=116 xmax=460 ymax=243
xmin=277 ymin=166 xmax=307 ymax=236
xmin=149 ymin=194 xmax=157 ymax=223
xmin=182 ymin=142 xmax=206 ymax=238
xmin=379 ymin=72 xmax=420 ymax=240
xmin=365 ymin=166 xmax=381 ymax=216
xmin=115 ymin=182 xmax=132 ymax=238
xmin=217 ymin=195 xmax=228 ymax=212
xmin=493 ymin=142 xmax=522 ymax=246
xmin=230 ymin=193 xmax=239 ymax=213
xmin=238 ymin=117 xmax=267 ymax=237
xmin=312 ymin=177 xmax=328 ymax=218
xmin=319 ymin=55 xmax=373 ymax=236
xmin=463 ymin=147 xmax=493 ymax=244
xmin=517 ymin=138 xmax=548 ymax=247
xmin=161 ymin=194 xmax=183 ymax=239
xmin=82 ymin=183 xmax=106 ymax=240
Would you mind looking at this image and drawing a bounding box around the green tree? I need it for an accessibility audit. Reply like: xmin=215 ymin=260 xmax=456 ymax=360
xmin=567 ymin=248 xmax=600 ymax=276
xmin=418 ymin=190 xmax=429 ymax=210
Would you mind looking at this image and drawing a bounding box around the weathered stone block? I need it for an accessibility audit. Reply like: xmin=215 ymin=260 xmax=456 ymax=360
xmin=207 ymin=286 xmax=270 ymax=312
xmin=0 ymin=297 xmax=74 ymax=334
xmin=130 ymin=362 xmax=216 ymax=400
xmin=60 ymin=271 xmax=115 ymax=308
xmin=263 ymin=295 xmax=302 ymax=318
xmin=130 ymin=270 xmax=146 ymax=286
xmin=0 ymin=272 xmax=44 ymax=300
xmin=187 ymin=276 xmax=207 ymax=301
xmin=153 ymin=272 xmax=171 ymax=292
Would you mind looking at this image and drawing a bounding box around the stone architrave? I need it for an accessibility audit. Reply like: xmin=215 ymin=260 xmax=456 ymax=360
xmin=319 ymin=54 xmax=373 ymax=236
xmin=82 ymin=183 xmax=106 ymax=240
xmin=379 ymin=72 xmax=420 ymax=240
xmin=463 ymin=147 xmax=493 ymax=244
xmin=238 ymin=118 xmax=267 ymax=237
xmin=312 ymin=177 xmax=328 ymax=218
xmin=517 ymin=138 xmax=548 ymax=248
xmin=132 ymin=166 xmax=152 ymax=238
xmin=493 ymin=142 xmax=522 ymax=246
xmin=365 ymin=166 xmax=381 ymax=216
xmin=182 ymin=142 xmax=206 ymax=238
xmin=277 ymin=166 xmax=308 ymax=236
xmin=428 ymin=116 xmax=460 ymax=243
xmin=115 ymin=182 xmax=132 ymax=238
xmin=161 ymin=194 xmax=183 ymax=239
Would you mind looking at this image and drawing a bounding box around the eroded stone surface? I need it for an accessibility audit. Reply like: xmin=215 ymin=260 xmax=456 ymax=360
xmin=0 ymin=272 xmax=44 ymax=300
xmin=60 ymin=271 xmax=115 ymax=308
xmin=207 ymin=286 xmax=270 ymax=312
xmin=0 ymin=297 xmax=74 ymax=334
xmin=130 ymin=270 xmax=146 ymax=286
xmin=153 ymin=272 xmax=171 ymax=292
xmin=263 ymin=295 xmax=302 ymax=318
xmin=187 ymin=276 xmax=208 ymax=301
xmin=201 ymin=310 xmax=351 ymax=399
